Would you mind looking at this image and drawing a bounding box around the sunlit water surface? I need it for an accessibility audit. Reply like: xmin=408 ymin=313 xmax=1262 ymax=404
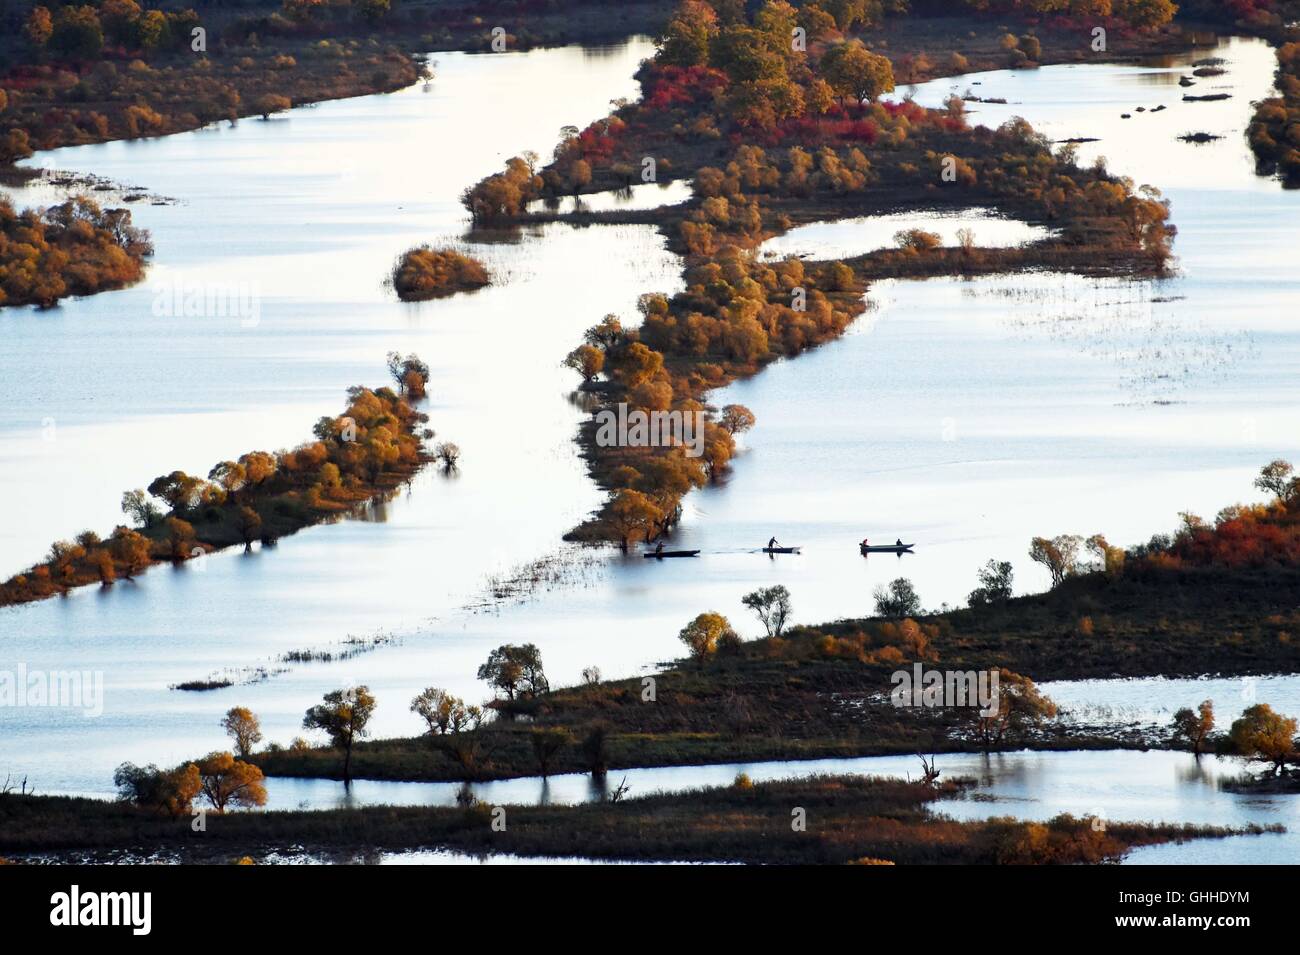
xmin=758 ymin=208 xmax=1052 ymax=259
xmin=261 ymin=748 xmax=1296 ymax=864
xmin=2 ymin=37 xmax=1299 ymax=836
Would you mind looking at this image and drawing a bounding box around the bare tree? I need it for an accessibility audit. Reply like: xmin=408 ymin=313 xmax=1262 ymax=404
xmin=741 ymin=585 xmax=792 ymax=637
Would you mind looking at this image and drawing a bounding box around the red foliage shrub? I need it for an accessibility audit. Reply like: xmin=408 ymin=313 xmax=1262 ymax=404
xmin=641 ymin=64 xmax=729 ymax=111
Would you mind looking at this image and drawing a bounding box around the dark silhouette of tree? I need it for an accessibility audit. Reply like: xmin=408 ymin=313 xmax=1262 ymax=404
xmin=477 ymin=644 xmax=549 ymax=700
xmin=742 ymin=585 xmax=791 ymax=637
xmin=302 ymin=686 xmax=376 ymax=783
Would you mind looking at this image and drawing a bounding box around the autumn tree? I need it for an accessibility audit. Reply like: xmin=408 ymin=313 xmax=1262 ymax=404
xmin=820 ymin=40 xmax=894 ymax=105
xmin=564 ymin=344 xmax=605 ymax=383
xmin=895 ymin=228 xmax=942 ymax=252
xmin=806 ymin=77 xmax=836 ymax=114
xmin=93 ymin=549 xmax=115 ymax=585
xmin=710 ymin=24 xmax=788 ymax=85
xmin=1029 ymin=534 xmax=1085 ymax=587
xmin=584 ymin=314 xmax=625 ymax=350
xmin=392 ymin=247 xmax=489 ymax=301
xmin=410 ymin=687 xmax=477 ymax=735
xmin=679 ymin=611 xmax=735 ymax=659
xmin=1087 ymin=535 xmax=1127 ymax=580
xmin=968 ymin=670 xmax=1058 ymax=751
xmin=742 ymin=584 xmax=792 ymax=637
xmin=1254 ymin=459 xmax=1296 ymax=502
xmin=99 ymin=0 xmax=141 ymax=47
xmin=700 ymin=422 xmax=737 ymax=479
xmin=302 ymin=686 xmax=376 ymax=783
xmin=411 ymin=688 xmax=489 ymax=774
xmin=386 ymin=351 xmax=430 ymax=398
xmin=1114 ymin=0 xmax=1178 ymax=28
xmin=236 ymin=506 xmax=262 ymax=547
xmin=135 ymin=9 xmax=168 ymax=50
xmin=567 ymin=158 xmax=593 ymax=194
xmin=1229 ymin=704 xmax=1297 ymax=777
xmin=49 ymin=5 xmax=104 ymax=59
xmin=1171 ymin=700 xmax=1215 ymax=756
xmin=602 ymin=488 xmax=665 ymax=550
xmin=164 ymin=515 xmax=195 ymax=561
xmin=634 ymin=453 xmax=706 ymax=531
xmin=821 ymin=0 xmax=875 ymax=31
xmin=148 ymin=470 xmax=210 ymax=512
xmin=26 ymin=6 xmax=53 ymax=46
xmin=48 ymin=540 xmax=85 ymax=583
xmin=720 ymin=403 xmax=756 ymax=435
xmin=754 ymin=0 xmax=800 ymax=51
xmin=255 ymin=94 xmax=291 ymax=119
xmin=607 ymin=341 xmax=664 ymax=388
xmin=108 ymin=526 xmax=151 ymax=577
xmin=461 ymin=155 xmax=542 ymax=221
xmin=0 ymin=129 xmax=33 ymax=164
xmin=221 ymin=706 xmax=263 ymax=758
xmin=196 ymin=751 xmax=267 ymax=812
xmin=113 ymin=761 xmax=202 ymax=817
xmin=208 ymin=460 xmax=247 ymax=496
xmin=478 ymin=643 xmax=549 ymax=700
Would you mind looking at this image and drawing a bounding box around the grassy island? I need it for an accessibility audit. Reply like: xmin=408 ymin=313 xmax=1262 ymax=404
xmin=391 ymin=246 xmax=491 ymax=301
xmin=0 ymin=776 xmax=1270 ymax=865
xmin=0 ymin=195 xmax=152 ymax=308
xmin=247 ymin=463 xmax=1300 ymax=786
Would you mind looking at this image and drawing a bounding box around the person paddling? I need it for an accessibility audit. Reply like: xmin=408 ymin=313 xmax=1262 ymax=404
xmin=768 ymin=536 xmax=780 ymax=550
xmin=654 ymin=540 xmax=664 ymax=555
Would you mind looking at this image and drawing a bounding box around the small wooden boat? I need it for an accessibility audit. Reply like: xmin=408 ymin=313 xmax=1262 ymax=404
xmin=860 ymin=543 xmax=914 ymax=554
xmin=761 ymin=546 xmax=800 ymax=554
xmin=643 ymin=549 xmax=700 ymax=559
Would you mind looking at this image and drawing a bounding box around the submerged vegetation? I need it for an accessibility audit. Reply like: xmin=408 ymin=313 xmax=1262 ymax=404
xmin=0 ymin=361 xmax=435 ymax=608
xmin=0 ymin=195 xmax=152 ymax=308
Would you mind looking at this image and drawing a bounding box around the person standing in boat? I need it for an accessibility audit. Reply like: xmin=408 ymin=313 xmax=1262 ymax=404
xmin=768 ymin=536 xmax=780 ymax=550
xmin=861 ymin=537 xmax=869 ymax=548
xmin=654 ymin=540 xmax=664 ymax=555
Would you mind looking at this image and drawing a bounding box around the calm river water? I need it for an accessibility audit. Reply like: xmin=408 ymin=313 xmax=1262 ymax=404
xmin=1 ymin=34 xmax=1297 ymax=862
xmin=269 ymin=748 xmax=1299 ymax=864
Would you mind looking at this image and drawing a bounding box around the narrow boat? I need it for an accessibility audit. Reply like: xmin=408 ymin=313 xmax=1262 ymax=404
xmin=860 ymin=543 xmax=914 ymax=554
xmin=761 ymin=546 xmax=800 ymax=554
xmin=643 ymin=549 xmax=701 ymax=559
